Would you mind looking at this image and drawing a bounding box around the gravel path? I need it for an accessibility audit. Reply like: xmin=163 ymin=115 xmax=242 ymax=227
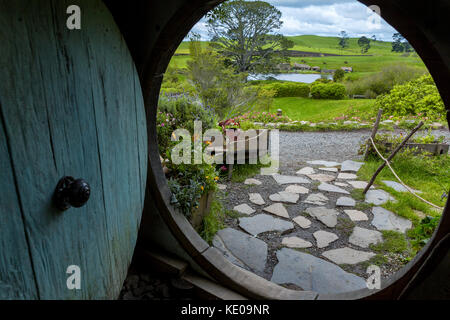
xmin=279 ymin=129 xmax=450 ymax=173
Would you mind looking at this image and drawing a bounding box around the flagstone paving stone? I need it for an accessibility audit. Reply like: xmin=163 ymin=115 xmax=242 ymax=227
xmin=282 ymin=237 xmax=313 ymax=249
xmin=217 ymin=184 xmax=227 ymax=190
xmin=334 ymin=182 xmax=348 ymax=187
xmin=304 ymin=193 xmax=329 ymax=206
xmin=344 ymin=210 xmax=369 ymax=222
xmin=239 ymin=214 xmax=294 ymax=236
xmin=337 ymin=173 xmax=358 ymax=180
xmin=285 ymin=185 xmax=309 ymax=194
xmin=244 ymin=178 xmax=262 ymax=185
xmin=313 ymin=230 xmax=339 ymax=248
xmin=271 ymin=248 xmax=367 ymax=294
xmin=340 ymin=160 xmax=364 ymax=173
xmin=269 ymin=191 xmax=299 ymax=204
xmin=296 ymin=167 xmax=315 ymax=175
xmin=249 ymin=193 xmax=265 ymax=206
xmin=307 ymin=174 xmax=336 ymax=182
xmin=319 ymin=167 xmax=338 ymax=173
xmin=349 ymin=227 xmax=383 ymax=248
xmin=233 ymin=204 xmax=255 ymax=215
xmin=214 ymin=228 xmax=267 ymax=272
xmin=293 ymin=215 xmax=312 ymax=229
xmin=347 ymin=181 xmax=370 ymax=189
xmin=318 ymin=183 xmax=350 ymax=195
xmin=322 ymin=247 xmax=376 ymax=265
xmin=272 ymin=174 xmax=310 ymax=185
xmin=307 ymin=160 xmax=341 ymax=167
xmin=371 ymin=207 xmax=412 ymax=233
xmin=336 ymin=197 xmax=356 ymax=207
xmin=305 ymin=207 xmax=339 ymax=228
xmin=365 ymin=189 xmax=396 ymax=205
xmin=263 ymin=203 xmax=290 ymax=219
xmin=382 ymin=180 xmax=422 ymax=193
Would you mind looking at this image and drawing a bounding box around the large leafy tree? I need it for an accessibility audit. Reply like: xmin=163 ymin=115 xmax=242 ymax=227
xmin=358 ymin=36 xmax=371 ymax=54
xmin=392 ymin=33 xmax=414 ymax=53
xmin=338 ymin=31 xmax=349 ymax=49
xmin=206 ymin=0 xmax=293 ymax=73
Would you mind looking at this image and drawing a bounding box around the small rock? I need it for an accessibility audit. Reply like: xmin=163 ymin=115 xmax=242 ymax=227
xmin=318 ymin=183 xmax=350 ymax=195
xmin=244 ymin=178 xmax=262 ymax=185
xmin=307 ymin=174 xmax=336 ymax=182
xmin=296 ymin=167 xmax=315 ymax=175
xmin=285 ymin=185 xmax=309 ymax=194
xmin=340 ymin=160 xmax=364 ymax=173
xmin=293 ymin=215 xmax=312 ymax=229
xmin=365 ymin=189 xmax=396 ymax=205
xmin=263 ymin=203 xmax=290 ymax=219
xmin=269 ymin=191 xmax=299 ymax=204
xmin=371 ymin=207 xmax=412 ymax=233
xmin=337 ymin=173 xmax=358 ymax=180
xmin=336 ymin=197 xmax=356 ymax=207
xmin=322 ymin=247 xmax=375 ymax=265
xmin=344 ymin=210 xmax=369 ymax=221
xmin=282 ymin=237 xmax=313 ymax=249
xmin=233 ymin=204 xmax=255 ymax=215
xmin=249 ymin=193 xmax=265 ymax=205
xmin=305 ymin=207 xmax=339 ymax=228
xmin=304 ymin=193 xmax=329 ymax=206
xmin=313 ymin=230 xmax=339 ymax=248
xmin=349 ymin=227 xmax=383 ymax=248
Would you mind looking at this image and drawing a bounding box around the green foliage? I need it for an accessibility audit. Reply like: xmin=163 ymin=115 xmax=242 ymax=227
xmin=259 ymin=82 xmax=310 ymax=98
xmin=345 ymin=64 xmax=424 ymax=98
xmin=375 ymin=74 xmax=445 ymax=119
xmin=310 ymin=82 xmax=347 ymax=100
xmin=408 ymin=216 xmax=441 ymax=252
xmin=357 ymin=36 xmax=371 ymax=54
xmin=338 ymin=31 xmax=349 ymax=49
xmin=233 ymin=111 xmax=291 ymax=124
xmin=187 ymin=39 xmax=258 ymax=119
xmin=167 ymin=161 xmax=219 ymax=217
xmin=333 ymin=69 xmax=345 ymax=82
xmin=206 ymin=0 xmax=293 ymax=73
xmin=200 ymin=197 xmax=225 ymax=244
xmin=370 ymin=231 xmax=411 ymax=255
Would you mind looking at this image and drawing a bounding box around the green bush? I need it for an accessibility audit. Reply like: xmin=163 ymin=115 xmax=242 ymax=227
xmin=374 ymin=74 xmax=445 ymax=119
xmin=262 ymin=82 xmax=310 ymax=98
xmin=345 ymin=64 xmax=424 ymax=98
xmin=310 ymin=82 xmax=347 ymax=100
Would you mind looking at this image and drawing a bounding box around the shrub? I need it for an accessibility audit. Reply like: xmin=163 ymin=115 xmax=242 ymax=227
xmin=345 ymin=64 xmax=424 ymax=98
xmin=333 ymin=69 xmax=345 ymax=82
xmin=310 ymin=83 xmax=347 ymax=100
xmin=374 ymin=74 xmax=445 ymax=119
xmin=261 ymin=82 xmax=310 ymax=98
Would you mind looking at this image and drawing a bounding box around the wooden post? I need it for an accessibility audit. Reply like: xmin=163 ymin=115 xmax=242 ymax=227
xmin=363 ymin=121 xmax=424 ymax=194
xmin=363 ymin=109 xmax=383 ymax=160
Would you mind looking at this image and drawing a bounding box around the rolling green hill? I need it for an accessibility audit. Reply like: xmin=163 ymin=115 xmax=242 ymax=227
xmin=169 ymin=35 xmax=426 ymax=74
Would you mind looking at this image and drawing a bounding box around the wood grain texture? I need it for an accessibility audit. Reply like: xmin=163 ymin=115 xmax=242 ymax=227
xmin=0 ymin=0 xmax=147 ymax=299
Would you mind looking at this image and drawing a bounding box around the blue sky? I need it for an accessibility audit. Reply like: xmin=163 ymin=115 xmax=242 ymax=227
xmin=191 ymin=0 xmax=398 ymax=41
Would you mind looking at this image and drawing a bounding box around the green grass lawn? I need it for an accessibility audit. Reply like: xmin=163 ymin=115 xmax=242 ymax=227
xmin=270 ymin=97 xmax=376 ymax=122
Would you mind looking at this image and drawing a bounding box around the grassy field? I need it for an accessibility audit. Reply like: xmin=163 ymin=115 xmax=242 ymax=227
xmin=270 ymin=97 xmax=376 ymax=122
xmin=169 ymin=35 xmax=427 ymax=73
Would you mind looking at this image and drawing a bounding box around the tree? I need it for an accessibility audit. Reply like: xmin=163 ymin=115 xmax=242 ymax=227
xmin=358 ymin=36 xmax=371 ymax=54
xmin=392 ymin=33 xmax=414 ymax=53
xmin=338 ymin=31 xmax=349 ymax=49
xmin=206 ymin=0 xmax=294 ymax=73
xmin=371 ymin=35 xmax=377 ymax=42
xmin=333 ymin=69 xmax=345 ymax=82
xmin=186 ymin=37 xmax=258 ymax=119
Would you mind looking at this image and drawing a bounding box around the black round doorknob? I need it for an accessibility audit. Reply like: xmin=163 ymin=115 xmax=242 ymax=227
xmin=53 ymin=176 xmax=91 ymax=211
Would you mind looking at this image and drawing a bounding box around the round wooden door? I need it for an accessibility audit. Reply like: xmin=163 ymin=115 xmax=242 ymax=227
xmin=0 ymin=0 xmax=147 ymax=299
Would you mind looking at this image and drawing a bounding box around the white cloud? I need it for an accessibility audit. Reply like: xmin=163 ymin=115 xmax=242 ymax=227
xmin=191 ymin=0 xmax=398 ymax=41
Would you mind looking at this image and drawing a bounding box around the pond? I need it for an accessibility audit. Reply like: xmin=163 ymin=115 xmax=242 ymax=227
xmin=248 ymin=73 xmax=332 ymax=83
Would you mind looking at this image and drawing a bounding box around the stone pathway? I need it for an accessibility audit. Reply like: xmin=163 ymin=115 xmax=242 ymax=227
xmin=215 ymin=158 xmax=416 ymax=295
